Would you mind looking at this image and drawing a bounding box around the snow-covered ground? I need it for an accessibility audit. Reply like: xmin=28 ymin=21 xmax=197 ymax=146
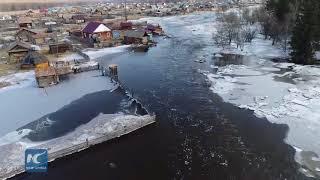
xmin=203 ymin=35 xmax=320 ymax=178
xmin=57 ymin=53 xmax=84 ymax=62
xmin=0 ymin=113 xmax=155 ymax=179
xmin=0 ymin=71 xmax=35 ymax=93
xmin=83 ymin=45 xmax=130 ymax=60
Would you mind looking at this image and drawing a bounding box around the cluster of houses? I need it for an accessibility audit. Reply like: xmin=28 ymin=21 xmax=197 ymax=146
xmin=0 ymin=0 xmax=263 ymax=88
xmin=0 ymin=3 xmax=165 ymax=88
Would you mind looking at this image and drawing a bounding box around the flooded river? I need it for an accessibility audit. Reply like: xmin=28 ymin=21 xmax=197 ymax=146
xmin=14 ymin=13 xmax=316 ymax=180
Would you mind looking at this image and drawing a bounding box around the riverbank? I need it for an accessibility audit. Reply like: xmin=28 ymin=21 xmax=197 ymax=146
xmin=0 ymin=114 xmax=155 ymax=179
xmin=202 ymin=29 xmax=320 ymax=179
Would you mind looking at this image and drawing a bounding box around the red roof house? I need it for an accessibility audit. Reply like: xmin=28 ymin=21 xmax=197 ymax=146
xmin=82 ymin=22 xmax=112 ymax=41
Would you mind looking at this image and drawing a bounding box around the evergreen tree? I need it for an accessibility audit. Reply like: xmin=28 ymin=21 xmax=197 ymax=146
xmin=266 ymin=0 xmax=292 ymax=22
xmin=290 ymin=0 xmax=318 ymax=65
xmin=314 ymin=1 xmax=320 ymax=50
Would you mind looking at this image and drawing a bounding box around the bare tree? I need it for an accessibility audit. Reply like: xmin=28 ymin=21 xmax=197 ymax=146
xmin=213 ymin=28 xmax=230 ymax=49
xmin=221 ymin=12 xmax=242 ymax=45
xmin=242 ymin=25 xmax=258 ymax=43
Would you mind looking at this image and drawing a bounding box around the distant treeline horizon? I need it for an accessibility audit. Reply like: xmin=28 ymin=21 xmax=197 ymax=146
xmin=0 ymin=0 xmax=189 ymax=12
xmin=0 ymin=2 xmax=89 ymax=12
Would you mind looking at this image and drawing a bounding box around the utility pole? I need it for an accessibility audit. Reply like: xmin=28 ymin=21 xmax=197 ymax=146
xmin=124 ymin=0 xmax=128 ymax=21
xmin=56 ymin=32 xmax=59 ymax=57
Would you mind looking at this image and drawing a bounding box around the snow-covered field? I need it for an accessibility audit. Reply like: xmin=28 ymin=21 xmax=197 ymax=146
xmin=0 ymin=113 xmax=155 ymax=179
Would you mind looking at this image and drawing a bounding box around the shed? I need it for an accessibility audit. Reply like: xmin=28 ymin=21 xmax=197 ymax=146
xmin=35 ymin=66 xmax=59 ymax=88
xmin=49 ymin=43 xmax=71 ymax=54
xmin=20 ymin=51 xmax=48 ymax=69
xmin=8 ymin=41 xmax=37 ymax=63
xmin=17 ymin=17 xmax=32 ymax=28
xmin=120 ymin=22 xmax=133 ymax=30
xmin=16 ymin=28 xmax=46 ymax=45
xmin=71 ymin=14 xmax=86 ymax=24
xmin=124 ymin=30 xmax=148 ymax=44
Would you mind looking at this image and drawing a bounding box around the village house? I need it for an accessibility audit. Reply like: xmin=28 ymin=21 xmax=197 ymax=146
xmin=82 ymin=22 xmax=112 ymax=42
xmin=20 ymin=51 xmax=48 ymax=69
xmin=35 ymin=66 xmax=59 ymax=88
xmin=71 ymin=14 xmax=86 ymax=24
xmin=35 ymin=59 xmax=72 ymax=87
xmin=15 ymin=28 xmax=46 ymax=45
xmin=124 ymin=30 xmax=149 ymax=45
xmin=146 ymin=24 xmax=164 ymax=35
xmin=17 ymin=17 xmax=33 ymax=28
xmin=49 ymin=42 xmax=71 ymax=54
xmin=61 ymin=14 xmax=73 ymax=24
xmin=120 ymin=22 xmax=133 ymax=30
xmin=7 ymin=41 xmax=39 ymax=63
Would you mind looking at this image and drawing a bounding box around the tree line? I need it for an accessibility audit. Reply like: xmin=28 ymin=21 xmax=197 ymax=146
xmin=213 ymin=0 xmax=320 ymax=65
xmin=267 ymin=0 xmax=320 ymax=64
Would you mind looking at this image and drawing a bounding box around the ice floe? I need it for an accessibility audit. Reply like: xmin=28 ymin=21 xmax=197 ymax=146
xmin=205 ymin=59 xmax=320 ymax=176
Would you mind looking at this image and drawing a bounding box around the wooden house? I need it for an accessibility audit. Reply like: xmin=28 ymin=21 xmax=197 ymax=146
xmin=124 ymin=30 xmax=149 ymax=44
xmin=17 ymin=17 xmax=32 ymax=28
xmin=82 ymin=22 xmax=112 ymax=42
xmin=120 ymin=22 xmax=133 ymax=30
xmin=49 ymin=43 xmax=71 ymax=54
xmin=20 ymin=51 xmax=48 ymax=69
xmin=71 ymin=14 xmax=86 ymax=24
xmin=146 ymin=24 xmax=164 ymax=35
xmin=35 ymin=60 xmax=72 ymax=88
xmin=15 ymin=28 xmax=46 ymax=45
xmin=35 ymin=66 xmax=59 ymax=88
xmin=7 ymin=41 xmax=37 ymax=63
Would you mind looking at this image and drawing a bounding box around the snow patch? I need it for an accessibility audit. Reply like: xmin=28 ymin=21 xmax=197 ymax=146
xmin=58 ymin=53 xmax=84 ymax=62
xmin=83 ymin=45 xmax=130 ymax=60
xmin=0 ymin=71 xmax=35 ymax=93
